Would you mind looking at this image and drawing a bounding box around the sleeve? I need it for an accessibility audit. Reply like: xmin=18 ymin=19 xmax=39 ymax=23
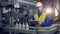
xmin=41 ymin=15 xmax=50 ymax=26
xmin=31 ymin=15 xmax=34 ymax=20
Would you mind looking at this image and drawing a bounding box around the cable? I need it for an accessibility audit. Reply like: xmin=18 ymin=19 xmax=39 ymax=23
xmin=36 ymin=28 xmax=39 ymax=34
xmin=35 ymin=24 xmax=39 ymax=34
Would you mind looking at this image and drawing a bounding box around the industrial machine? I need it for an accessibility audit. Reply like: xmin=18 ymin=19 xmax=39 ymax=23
xmin=0 ymin=0 xmax=60 ymax=34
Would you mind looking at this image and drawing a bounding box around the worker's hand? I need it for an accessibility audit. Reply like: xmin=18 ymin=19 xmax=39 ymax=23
xmin=38 ymin=21 xmax=42 ymax=25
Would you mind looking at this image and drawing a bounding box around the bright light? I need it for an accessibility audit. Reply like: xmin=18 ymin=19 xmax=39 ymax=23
xmin=55 ymin=9 xmax=58 ymax=16
xmin=46 ymin=8 xmax=52 ymax=14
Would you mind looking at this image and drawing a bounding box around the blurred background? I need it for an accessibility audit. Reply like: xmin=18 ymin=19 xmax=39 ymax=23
xmin=0 ymin=0 xmax=60 ymax=34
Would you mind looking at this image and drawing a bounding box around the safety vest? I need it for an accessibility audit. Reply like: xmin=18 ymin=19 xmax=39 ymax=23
xmin=34 ymin=12 xmax=47 ymax=22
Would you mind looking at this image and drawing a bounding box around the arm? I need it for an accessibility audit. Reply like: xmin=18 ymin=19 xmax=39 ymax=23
xmin=41 ymin=15 xmax=50 ymax=26
xmin=31 ymin=15 xmax=34 ymax=20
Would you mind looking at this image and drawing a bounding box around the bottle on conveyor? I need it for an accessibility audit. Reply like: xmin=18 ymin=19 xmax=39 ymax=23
xmin=26 ymin=22 xmax=29 ymax=30
xmin=19 ymin=22 xmax=21 ymax=29
xmin=22 ymin=23 xmax=25 ymax=30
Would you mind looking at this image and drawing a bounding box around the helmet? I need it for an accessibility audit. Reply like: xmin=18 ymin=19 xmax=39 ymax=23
xmin=36 ymin=2 xmax=43 ymax=7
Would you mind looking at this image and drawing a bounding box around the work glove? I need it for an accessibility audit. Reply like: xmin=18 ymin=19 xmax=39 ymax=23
xmin=38 ymin=21 xmax=42 ymax=26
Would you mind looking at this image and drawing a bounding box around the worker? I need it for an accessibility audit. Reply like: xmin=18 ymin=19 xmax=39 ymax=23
xmin=32 ymin=2 xmax=50 ymax=26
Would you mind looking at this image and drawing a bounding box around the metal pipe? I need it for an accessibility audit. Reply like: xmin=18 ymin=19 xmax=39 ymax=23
xmin=17 ymin=0 xmax=36 ymax=5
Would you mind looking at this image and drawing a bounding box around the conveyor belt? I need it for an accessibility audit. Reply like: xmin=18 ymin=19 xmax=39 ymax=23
xmin=3 ymin=24 xmax=58 ymax=34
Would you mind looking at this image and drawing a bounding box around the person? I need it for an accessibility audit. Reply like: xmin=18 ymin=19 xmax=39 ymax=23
xmin=32 ymin=2 xmax=50 ymax=26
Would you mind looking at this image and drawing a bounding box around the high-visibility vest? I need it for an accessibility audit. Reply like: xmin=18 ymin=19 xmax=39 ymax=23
xmin=34 ymin=12 xmax=47 ymax=22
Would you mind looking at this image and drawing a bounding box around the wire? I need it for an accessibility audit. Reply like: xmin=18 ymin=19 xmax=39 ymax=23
xmin=35 ymin=24 xmax=39 ymax=34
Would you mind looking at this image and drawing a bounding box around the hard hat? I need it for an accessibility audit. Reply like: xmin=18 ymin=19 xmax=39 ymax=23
xmin=14 ymin=3 xmax=19 ymax=8
xmin=36 ymin=2 xmax=43 ymax=7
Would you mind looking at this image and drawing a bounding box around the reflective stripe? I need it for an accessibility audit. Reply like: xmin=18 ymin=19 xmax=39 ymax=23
xmin=34 ymin=12 xmax=46 ymax=22
xmin=34 ymin=13 xmax=38 ymax=21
